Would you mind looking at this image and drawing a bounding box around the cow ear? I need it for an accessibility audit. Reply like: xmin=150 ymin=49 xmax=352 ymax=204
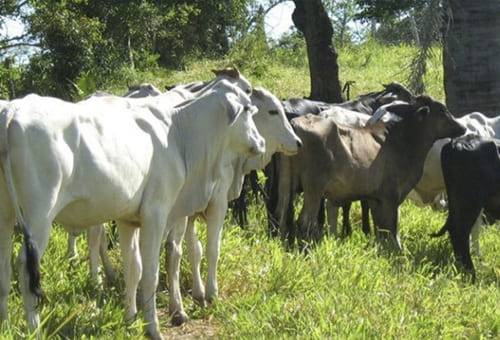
xmin=211 ymin=68 xmax=222 ymax=76
xmin=224 ymin=92 xmax=244 ymax=126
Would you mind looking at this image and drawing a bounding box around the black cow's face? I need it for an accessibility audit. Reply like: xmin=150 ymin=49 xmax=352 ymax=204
xmin=417 ymin=96 xmax=466 ymax=139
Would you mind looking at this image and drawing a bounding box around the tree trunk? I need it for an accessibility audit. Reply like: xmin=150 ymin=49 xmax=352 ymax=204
xmin=292 ymin=0 xmax=343 ymax=103
xmin=443 ymin=0 xmax=500 ymax=117
xmin=409 ymin=13 xmax=420 ymax=46
xmin=127 ymin=33 xmax=135 ymax=70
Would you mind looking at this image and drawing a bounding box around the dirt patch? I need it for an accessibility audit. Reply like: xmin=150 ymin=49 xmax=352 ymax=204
xmin=159 ymin=310 xmax=219 ymax=339
xmin=163 ymin=319 xmax=218 ymax=339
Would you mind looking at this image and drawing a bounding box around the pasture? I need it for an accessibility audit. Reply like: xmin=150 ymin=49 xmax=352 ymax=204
xmin=0 ymin=42 xmax=498 ymax=339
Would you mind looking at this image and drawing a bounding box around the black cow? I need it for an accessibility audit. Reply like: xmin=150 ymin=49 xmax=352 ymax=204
xmin=433 ymin=134 xmax=500 ymax=276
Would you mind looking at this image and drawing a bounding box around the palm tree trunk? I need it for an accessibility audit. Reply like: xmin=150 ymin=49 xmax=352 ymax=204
xmin=443 ymin=0 xmax=500 ymax=117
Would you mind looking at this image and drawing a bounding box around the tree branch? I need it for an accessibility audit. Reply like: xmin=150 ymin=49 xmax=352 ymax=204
xmin=0 ymin=33 xmax=30 ymax=44
xmin=245 ymin=0 xmax=289 ymax=33
xmin=0 ymin=42 xmax=41 ymax=51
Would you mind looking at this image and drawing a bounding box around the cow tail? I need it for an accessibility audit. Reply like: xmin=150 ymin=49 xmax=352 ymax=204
xmin=0 ymin=108 xmax=42 ymax=301
xmin=430 ymin=221 xmax=449 ymax=238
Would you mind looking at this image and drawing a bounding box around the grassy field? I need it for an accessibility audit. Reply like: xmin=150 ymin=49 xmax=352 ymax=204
xmin=1 ymin=42 xmax=498 ymax=339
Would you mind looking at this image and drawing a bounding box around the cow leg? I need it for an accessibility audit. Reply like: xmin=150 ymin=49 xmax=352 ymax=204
xmin=370 ymin=201 xmax=401 ymax=250
xmin=205 ymin=198 xmax=228 ymax=303
xmin=265 ymin=159 xmax=279 ymax=237
xmin=118 ymin=224 xmax=141 ymax=322
xmin=326 ymin=200 xmax=339 ymax=237
xmin=276 ymin=187 xmax=293 ymax=242
xmin=450 ymin=226 xmax=475 ymax=277
xmin=99 ymin=225 xmax=117 ymax=283
xmin=17 ymin=218 xmax=52 ymax=331
xmin=361 ymin=200 xmax=370 ymax=235
xmin=316 ymin=198 xmax=326 ymax=242
xmin=67 ymin=232 xmax=78 ymax=260
xmin=0 ymin=218 xmax=14 ymax=322
xmin=166 ymin=218 xmax=188 ymax=326
xmin=342 ymin=202 xmax=352 ymax=237
xmin=185 ymin=216 xmax=206 ymax=306
xmin=470 ymin=210 xmax=483 ymax=256
xmin=448 ymin=207 xmax=481 ymax=277
xmin=139 ymin=209 xmax=169 ymax=339
xmin=297 ymin=191 xmax=323 ymax=249
xmin=87 ymin=224 xmax=103 ymax=284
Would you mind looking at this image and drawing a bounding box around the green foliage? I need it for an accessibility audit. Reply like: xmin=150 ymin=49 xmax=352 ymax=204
xmin=228 ymin=11 xmax=270 ymax=78
xmin=355 ymin=0 xmax=427 ymax=20
xmin=5 ymin=0 xmax=256 ymax=99
xmin=270 ymin=30 xmax=308 ymax=69
xmin=325 ymin=0 xmax=366 ymax=45
xmin=0 ymin=59 xmax=21 ymax=99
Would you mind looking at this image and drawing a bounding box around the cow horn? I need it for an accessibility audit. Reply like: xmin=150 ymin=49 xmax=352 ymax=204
xmin=366 ymin=101 xmax=408 ymax=126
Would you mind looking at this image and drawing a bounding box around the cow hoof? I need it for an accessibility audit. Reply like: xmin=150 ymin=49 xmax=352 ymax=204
xmin=193 ymin=295 xmax=207 ymax=308
xmin=206 ymin=294 xmax=218 ymax=305
xmin=146 ymin=328 xmax=164 ymax=340
xmin=171 ymin=310 xmax=188 ymax=326
xmin=104 ymin=269 xmax=118 ymax=285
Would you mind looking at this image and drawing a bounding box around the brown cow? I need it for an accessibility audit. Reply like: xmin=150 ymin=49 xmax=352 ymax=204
xmin=276 ymin=96 xmax=466 ymax=249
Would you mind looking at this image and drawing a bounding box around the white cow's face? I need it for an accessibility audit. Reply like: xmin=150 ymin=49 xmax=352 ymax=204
xmin=223 ymin=90 xmax=265 ymax=157
xmin=251 ymin=88 xmax=302 ymax=157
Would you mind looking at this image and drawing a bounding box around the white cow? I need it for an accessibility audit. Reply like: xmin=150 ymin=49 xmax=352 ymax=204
xmin=66 ymin=68 xmax=254 ymax=281
xmin=408 ymin=112 xmax=500 ymax=253
xmin=184 ymin=87 xmax=302 ymax=305
xmin=0 ymin=80 xmax=264 ymax=339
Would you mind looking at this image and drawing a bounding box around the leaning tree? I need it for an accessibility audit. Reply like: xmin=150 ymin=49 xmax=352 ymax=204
xmin=292 ymin=0 xmax=343 ymax=103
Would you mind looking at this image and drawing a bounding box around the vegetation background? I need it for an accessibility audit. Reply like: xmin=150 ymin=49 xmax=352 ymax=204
xmin=0 ymin=0 xmax=498 ymax=338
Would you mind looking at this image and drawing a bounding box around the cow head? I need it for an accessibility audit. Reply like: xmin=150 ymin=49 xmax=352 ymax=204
xmin=384 ymin=96 xmax=466 ymax=140
xmin=250 ymin=88 xmax=302 ymax=159
xmin=216 ymin=81 xmax=265 ymax=156
xmin=211 ymin=67 xmax=252 ymax=96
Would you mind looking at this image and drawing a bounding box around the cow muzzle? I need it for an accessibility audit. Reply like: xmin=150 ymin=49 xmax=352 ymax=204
xmin=280 ymin=137 xmax=303 ymax=156
xmin=250 ymin=138 xmax=266 ymax=156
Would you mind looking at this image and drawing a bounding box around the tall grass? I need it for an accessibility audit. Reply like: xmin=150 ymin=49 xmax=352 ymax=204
xmin=1 ymin=42 xmax=498 ymax=339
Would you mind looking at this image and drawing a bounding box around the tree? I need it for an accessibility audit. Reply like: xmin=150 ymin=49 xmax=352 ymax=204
xmin=292 ymin=0 xmax=343 ymax=103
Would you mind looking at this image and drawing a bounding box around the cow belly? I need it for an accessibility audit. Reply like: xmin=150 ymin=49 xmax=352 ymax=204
xmin=326 ymin=168 xmax=377 ymax=203
xmin=55 ymin=141 xmax=154 ymax=227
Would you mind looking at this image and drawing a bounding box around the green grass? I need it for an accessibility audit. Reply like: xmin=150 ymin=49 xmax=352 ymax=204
xmin=1 ymin=42 xmax=499 ymax=339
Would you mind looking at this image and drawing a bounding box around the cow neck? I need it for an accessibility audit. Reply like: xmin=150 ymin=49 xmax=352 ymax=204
xmin=384 ymin=119 xmax=437 ymax=183
xmin=171 ymin=93 xmax=228 ymax=182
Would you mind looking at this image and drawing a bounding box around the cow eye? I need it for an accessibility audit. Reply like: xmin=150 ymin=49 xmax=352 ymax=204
xmin=246 ymin=88 xmax=252 ymax=94
xmin=269 ymin=110 xmax=279 ymax=115
xmin=244 ymin=105 xmax=250 ymax=111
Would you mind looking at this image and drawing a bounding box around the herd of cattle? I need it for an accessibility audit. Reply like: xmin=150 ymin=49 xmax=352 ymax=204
xmin=0 ymin=67 xmax=497 ymax=338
